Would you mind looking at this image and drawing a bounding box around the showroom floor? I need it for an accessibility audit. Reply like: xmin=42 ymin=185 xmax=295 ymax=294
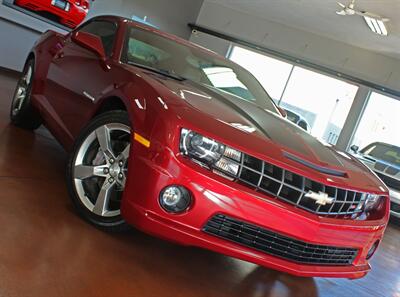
xmin=0 ymin=69 xmax=399 ymax=297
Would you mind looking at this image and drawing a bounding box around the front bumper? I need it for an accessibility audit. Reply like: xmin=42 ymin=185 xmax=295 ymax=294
xmin=121 ymin=145 xmax=387 ymax=279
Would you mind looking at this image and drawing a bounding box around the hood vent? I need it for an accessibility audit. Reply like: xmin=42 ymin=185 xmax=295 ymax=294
xmin=284 ymin=152 xmax=347 ymax=178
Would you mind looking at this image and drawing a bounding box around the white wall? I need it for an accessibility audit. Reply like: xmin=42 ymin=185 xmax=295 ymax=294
xmin=190 ymin=1 xmax=400 ymax=93
xmin=0 ymin=0 xmax=204 ymax=71
xmin=0 ymin=4 xmax=67 ymax=71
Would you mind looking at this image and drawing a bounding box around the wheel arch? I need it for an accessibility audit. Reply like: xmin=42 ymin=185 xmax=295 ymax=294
xmin=92 ymin=96 xmax=137 ymax=129
xmin=94 ymin=96 xmax=128 ymax=115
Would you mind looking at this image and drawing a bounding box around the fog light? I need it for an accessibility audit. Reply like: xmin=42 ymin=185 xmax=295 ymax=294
xmin=367 ymin=241 xmax=379 ymax=260
xmin=159 ymin=186 xmax=192 ymax=213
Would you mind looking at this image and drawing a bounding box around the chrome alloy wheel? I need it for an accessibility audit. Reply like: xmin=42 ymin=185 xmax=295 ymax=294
xmin=73 ymin=123 xmax=131 ymax=217
xmin=11 ymin=64 xmax=33 ymax=117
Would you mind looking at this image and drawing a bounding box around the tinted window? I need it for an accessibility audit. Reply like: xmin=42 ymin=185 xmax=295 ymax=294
xmin=122 ymin=27 xmax=279 ymax=114
xmin=79 ymin=20 xmax=117 ymax=57
xmin=362 ymin=143 xmax=400 ymax=167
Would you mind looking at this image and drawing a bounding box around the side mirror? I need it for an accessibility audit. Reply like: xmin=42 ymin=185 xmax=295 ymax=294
xmin=72 ymin=31 xmax=106 ymax=60
xmin=278 ymin=107 xmax=287 ymax=118
xmin=350 ymin=145 xmax=359 ymax=153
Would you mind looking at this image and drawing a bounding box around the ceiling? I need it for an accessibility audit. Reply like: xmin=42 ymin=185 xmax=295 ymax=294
xmin=206 ymin=0 xmax=400 ymax=59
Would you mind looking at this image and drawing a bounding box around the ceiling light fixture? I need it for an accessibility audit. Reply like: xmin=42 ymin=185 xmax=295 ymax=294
xmin=364 ymin=16 xmax=388 ymax=36
xmin=336 ymin=1 xmax=389 ymax=36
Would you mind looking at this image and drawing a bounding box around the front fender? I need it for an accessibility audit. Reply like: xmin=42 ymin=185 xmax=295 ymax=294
xmin=31 ymin=30 xmax=66 ymax=95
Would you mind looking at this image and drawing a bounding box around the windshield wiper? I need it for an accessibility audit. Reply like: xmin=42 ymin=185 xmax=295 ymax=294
xmin=127 ymin=61 xmax=186 ymax=81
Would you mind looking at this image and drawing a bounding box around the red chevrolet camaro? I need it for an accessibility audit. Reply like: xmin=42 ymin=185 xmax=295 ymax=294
xmin=15 ymin=0 xmax=90 ymax=28
xmin=10 ymin=16 xmax=390 ymax=279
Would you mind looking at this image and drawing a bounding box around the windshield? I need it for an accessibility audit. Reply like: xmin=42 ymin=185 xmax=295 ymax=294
xmin=361 ymin=143 xmax=400 ymax=167
xmin=121 ymin=25 xmax=279 ymax=113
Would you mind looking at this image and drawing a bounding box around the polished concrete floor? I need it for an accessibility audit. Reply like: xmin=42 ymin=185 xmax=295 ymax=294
xmin=0 ymin=70 xmax=399 ymax=297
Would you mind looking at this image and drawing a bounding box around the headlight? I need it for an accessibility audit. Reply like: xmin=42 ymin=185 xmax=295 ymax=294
xmin=180 ymin=129 xmax=224 ymax=164
xmin=364 ymin=194 xmax=381 ymax=212
xmin=180 ymin=129 xmax=242 ymax=178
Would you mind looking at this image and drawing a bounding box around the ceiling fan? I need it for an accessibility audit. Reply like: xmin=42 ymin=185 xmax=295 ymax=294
xmin=336 ymin=0 xmax=390 ymax=35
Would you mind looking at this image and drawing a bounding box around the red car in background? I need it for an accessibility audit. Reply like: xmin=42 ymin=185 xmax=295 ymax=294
xmin=14 ymin=0 xmax=90 ymax=28
xmin=10 ymin=16 xmax=390 ymax=279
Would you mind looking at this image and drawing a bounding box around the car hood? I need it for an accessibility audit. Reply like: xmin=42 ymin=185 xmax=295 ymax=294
xmin=144 ymin=73 xmax=387 ymax=193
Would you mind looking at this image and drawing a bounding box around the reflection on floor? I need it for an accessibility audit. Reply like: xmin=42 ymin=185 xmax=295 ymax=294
xmin=0 ymin=70 xmax=399 ymax=297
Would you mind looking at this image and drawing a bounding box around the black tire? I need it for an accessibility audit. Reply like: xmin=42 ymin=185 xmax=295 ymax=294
xmin=66 ymin=111 xmax=131 ymax=232
xmin=10 ymin=59 xmax=42 ymax=130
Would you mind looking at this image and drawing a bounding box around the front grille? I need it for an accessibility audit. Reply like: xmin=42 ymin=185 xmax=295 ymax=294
xmin=386 ymin=166 xmax=400 ymax=176
xmin=224 ymin=154 xmax=365 ymax=217
xmin=375 ymin=172 xmax=400 ymax=191
xmin=63 ymin=20 xmax=76 ymax=27
xmin=374 ymin=162 xmax=388 ymax=172
xmin=204 ymin=215 xmax=358 ymax=265
xmin=374 ymin=162 xmax=400 ymax=176
xmin=390 ymin=201 xmax=400 ymax=214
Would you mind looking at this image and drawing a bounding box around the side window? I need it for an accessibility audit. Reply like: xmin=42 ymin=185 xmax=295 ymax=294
xmin=78 ymin=21 xmax=118 ymax=57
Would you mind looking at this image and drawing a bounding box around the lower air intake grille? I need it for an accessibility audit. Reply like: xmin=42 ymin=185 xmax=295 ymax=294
xmin=204 ymin=214 xmax=358 ymax=266
xmin=24 ymin=3 xmax=40 ymax=10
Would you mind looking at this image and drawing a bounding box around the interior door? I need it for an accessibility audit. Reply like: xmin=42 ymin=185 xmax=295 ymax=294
xmin=44 ymin=20 xmax=118 ymax=142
